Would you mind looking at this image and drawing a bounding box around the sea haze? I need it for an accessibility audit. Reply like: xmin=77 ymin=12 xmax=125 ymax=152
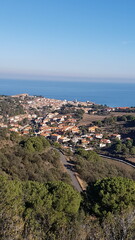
xmin=0 ymin=79 xmax=135 ymax=107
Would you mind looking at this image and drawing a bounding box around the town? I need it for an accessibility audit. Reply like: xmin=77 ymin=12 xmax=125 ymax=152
xmin=1 ymin=93 xmax=135 ymax=162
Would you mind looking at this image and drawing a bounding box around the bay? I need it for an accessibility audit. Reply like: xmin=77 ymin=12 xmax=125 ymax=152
xmin=0 ymin=79 xmax=135 ymax=107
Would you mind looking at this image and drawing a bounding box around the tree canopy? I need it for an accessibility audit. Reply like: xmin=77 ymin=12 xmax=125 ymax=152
xmin=0 ymin=176 xmax=81 ymax=240
xmin=21 ymin=136 xmax=50 ymax=152
xmin=84 ymin=177 xmax=135 ymax=217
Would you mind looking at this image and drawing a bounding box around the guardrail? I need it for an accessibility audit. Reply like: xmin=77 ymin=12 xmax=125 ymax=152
xmin=99 ymin=154 xmax=135 ymax=168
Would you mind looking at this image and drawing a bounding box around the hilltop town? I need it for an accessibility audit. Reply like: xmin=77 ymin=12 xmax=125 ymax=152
xmin=1 ymin=93 xmax=135 ymax=161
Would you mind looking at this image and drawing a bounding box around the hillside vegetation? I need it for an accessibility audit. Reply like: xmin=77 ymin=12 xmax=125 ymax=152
xmin=0 ymin=175 xmax=135 ymax=240
xmin=75 ymin=148 xmax=135 ymax=183
xmin=0 ymin=134 xmax=70 ymax=184
xmin=0 ymin=131 xmax=135 ymax=239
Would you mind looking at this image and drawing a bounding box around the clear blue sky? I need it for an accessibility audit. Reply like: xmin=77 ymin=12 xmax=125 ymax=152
xmin=0 ymin=0 xmax=135 ymax=82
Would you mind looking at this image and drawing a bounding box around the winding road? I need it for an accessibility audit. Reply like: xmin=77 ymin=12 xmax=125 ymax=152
xmin=58 ymin=150 xmax=82 ymax=192
xmin=56 ymin=149 xmax=135 ymax=192
xmin=99 ymin=154 xmax=135 ymax=168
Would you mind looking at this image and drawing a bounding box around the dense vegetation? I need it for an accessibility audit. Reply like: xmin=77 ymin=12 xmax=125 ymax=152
xmin=0 ymin=96 xmax=24 ymax=117
xmin=0 ymin=175 xmax=135 ymax=240
xmin=75 ymin=148 xmax=135 ymax=182
xmin=0 ymin=135 xmax=71 ymax=184
xmin=0 ymin=132 xmax=135 ymax=239
xmin=84 ymin=177 xmax=135 ymax=217
xmin=111 ymin=138 xmax=135 ymax=155
xmin=93 ymin=114 xmax=135 ymax=128
xmin=0 ymin=176 xmax=81 ymax=240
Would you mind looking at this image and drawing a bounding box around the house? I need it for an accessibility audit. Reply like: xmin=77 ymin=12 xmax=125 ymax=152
xmin=111 ymin=134 xmax=121 ymax=140
xmin=67 ymin=118 xmax=76 ymax=124
xmin=99 ymin=139 xmax=111 ymax=148
xmin=0 ymin=123 xmax=8 ymax=128
xmin=95 ymin=134 xmax=103 ymax=139
xmin=50 ymin=134 xmax=61 ymax=141
xmin=21 ymin=129 xmax=29 ymax=135
xmin=99 ymin=143 xmax=107 ymax=148
xmin=42 ymin=118 xmax=50 ymax=124
xmin=101 ymin=139 xmax=111 ymax=144
xmin=81 ymin=139 xmax=89 ymax=145
xmin=58 ymin=137 xmax=70 ymax=143
xmin=31 ymin=114 xmax=37 ymax=119
xmin=86 ymin=136 xmax=93 ymax=141
xmin=60 ymin=125 xmax=72 ymax=132
xmin=70 ymin=126 xmax=80 ymax=134
xmin=9 ymin=128 xmax=19 ymax=132
xmin=40 ymin=132 xmax=50 ymax=137
xmin=39 ymin=126 xmax=51 ymax=131
xmin=88 ymin=126 xmax=98 ymax=133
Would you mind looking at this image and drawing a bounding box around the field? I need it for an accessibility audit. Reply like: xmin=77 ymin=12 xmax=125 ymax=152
xmin=78 ymin=112 xmax=135 ymax=126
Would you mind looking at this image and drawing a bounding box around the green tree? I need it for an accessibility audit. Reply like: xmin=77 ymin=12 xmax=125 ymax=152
xmin=76 ymin=149 xmax=101 ymax=162
xmin=122 ymin=144 xmax=129 ymax=155
xmin=0 ymin=176 xmax=24 ymax=240
xmin=22 ymin=181 xmax=81 ymax=239
xmin=115 ymin=143 xmax=122 ymax=153
xmin=126 ymin=139 xmax=133 ymax=149
xmin=84 ymin=177 xmax=135 ymax=217
xmin=22 ymin=181 xmax=52 ymax=239
xmin=21 ymin=136 xmax=50 ymax=152
xmin=130 ymin=146 xmax=135 ymax=155
xmin=47 ymin=181 xmax=81 ymax=217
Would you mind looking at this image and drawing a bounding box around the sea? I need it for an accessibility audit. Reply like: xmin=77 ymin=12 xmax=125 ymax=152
xmin=0 ymin=79 xmax=135 ymax=107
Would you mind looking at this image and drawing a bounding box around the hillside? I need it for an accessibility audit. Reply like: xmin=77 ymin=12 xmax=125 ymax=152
xmin=0 ymin=116 xmax=135 ymax=240
xmin=0 ymin=134 xmax=71 ymax=184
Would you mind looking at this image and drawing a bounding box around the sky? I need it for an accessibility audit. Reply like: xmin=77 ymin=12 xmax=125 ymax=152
xmin=0 ymin=0 xmax=135 ymax=82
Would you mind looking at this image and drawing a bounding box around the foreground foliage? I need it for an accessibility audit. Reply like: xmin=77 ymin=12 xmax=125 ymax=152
xmin=0 ymin=133 xmax=135 ymax=239
xmin=0 ymin=176 xmax=81 ymax=240
xmin=84 ymin=177 xmax=135 ymax=217
xmin=0 ymin=176 xmax=135 ymax=240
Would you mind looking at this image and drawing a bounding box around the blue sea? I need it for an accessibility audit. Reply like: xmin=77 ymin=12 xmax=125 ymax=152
xmin=0 ymin=79 xmax=135 ymax=107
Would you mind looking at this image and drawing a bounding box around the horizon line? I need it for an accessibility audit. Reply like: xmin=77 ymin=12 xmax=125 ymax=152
xmin=1 ymin=77 xmax=135 ymax=83
xmin=0 ymin=73 xmax=135 ymax=83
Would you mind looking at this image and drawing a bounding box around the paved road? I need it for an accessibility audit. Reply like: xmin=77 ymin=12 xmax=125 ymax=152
xmin=57 ymin=150 xmax=82 ymax=192
xmin=56 ymin=150 xmax=135 ymax=192
xmin=99 ymin=154 xmax=135 ymax=168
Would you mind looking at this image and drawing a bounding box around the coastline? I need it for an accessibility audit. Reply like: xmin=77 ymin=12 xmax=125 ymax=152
xmin=0 ymin=79 xmax=135 ymax=107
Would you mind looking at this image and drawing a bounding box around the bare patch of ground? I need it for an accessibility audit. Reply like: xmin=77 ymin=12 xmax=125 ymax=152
xmin=127 ymin=157 xmax=135 ymax=163
xmin=78 ymin=114 xmax=105 ymax=126
xmin=75 ymin=173 xmax=87 ymax=190
xmin=78 ymin=112 xmax=135 ymax=126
